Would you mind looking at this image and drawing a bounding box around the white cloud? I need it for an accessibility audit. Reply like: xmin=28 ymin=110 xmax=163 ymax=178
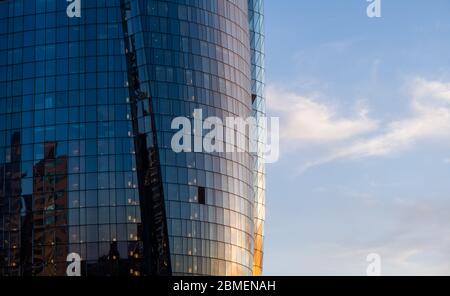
xmin=413 ymin=78 xmax=450 ymax=102
xmin=268 ymin=78 xmax=450 ymax=171
xmin=267 ymin=85 xmax=378 ymax=144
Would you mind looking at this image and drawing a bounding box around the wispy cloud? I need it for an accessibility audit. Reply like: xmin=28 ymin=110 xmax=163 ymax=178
xmin=267 ymin=85 xmax=378 ymax=144
xmin=268 ymin=78 xmax=450 ymax=171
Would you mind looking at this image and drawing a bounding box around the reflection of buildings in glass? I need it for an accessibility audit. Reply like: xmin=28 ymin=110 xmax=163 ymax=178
xmin=0 ymin=0 xmax=266 ymax=276
xmin=32 ymin=142 xmax=68 ymax=276
xmin=88 ymin=239 xmax=142 ymax=276
xmin=0 ymin=132 xmax=23 ymax=275
xmin=19 ymin=194 xmax=33 ymax=276
xmin=95 ymin=241 xmax=122 ymax=276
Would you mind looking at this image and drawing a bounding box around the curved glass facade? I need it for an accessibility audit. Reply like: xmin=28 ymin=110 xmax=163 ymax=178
xmin=249 ymin=0 xmax=265 ymax=276
xmin=0 ymin=0 xmax=265 ymax=276
xmin=0 ymin=0 xmax=144 ymax=276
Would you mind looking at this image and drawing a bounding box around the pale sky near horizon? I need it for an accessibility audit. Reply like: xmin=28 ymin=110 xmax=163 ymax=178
xmin=264 ymin=0 xmax=450 ymax=275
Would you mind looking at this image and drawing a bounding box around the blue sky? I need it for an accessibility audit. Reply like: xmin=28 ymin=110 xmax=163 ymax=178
xmin=264 ymin=0 xmax=450 ymax=275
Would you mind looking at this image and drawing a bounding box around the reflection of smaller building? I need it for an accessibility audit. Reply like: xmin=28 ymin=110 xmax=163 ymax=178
xmin=86 ymin=238 xmax=144 ymax=276
xmin=88 ymin=241 xmax=129 ymax=276
xmin=0 ymin=132 xmax=23 ymax=275
xmin=32 ymin=142 xmax=68 ymax=276
xmin=20 ymin=194 xmax=33 ymax=276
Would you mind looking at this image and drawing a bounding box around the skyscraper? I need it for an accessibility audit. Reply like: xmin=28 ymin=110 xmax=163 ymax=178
xmin=0 ymin=0 xmax=265 ymax=276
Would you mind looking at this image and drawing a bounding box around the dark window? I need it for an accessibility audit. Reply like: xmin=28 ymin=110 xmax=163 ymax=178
xmin=251 ymin=94 xmax=257 ymax=104
xmin=198 ymin=186 xmax=206 ymax=205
